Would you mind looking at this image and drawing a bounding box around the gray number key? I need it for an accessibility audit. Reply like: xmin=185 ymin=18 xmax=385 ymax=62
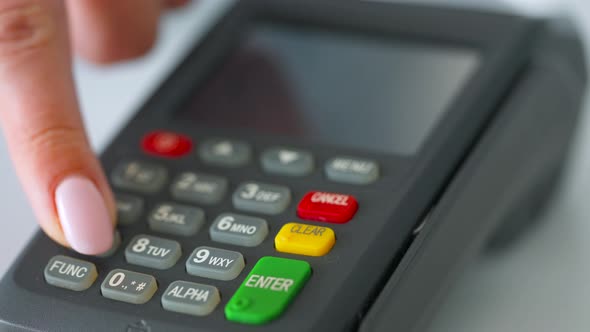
xmin=162 ymin=281 xmax=220 ymax=316
xmin=111 ymin=161 xmax=168 ymax=193
xmin=148 ymin=203 xmax=205 ymax=237
xmin=125 ymin=235 xmax=182 ymax=270
xmin=209 ymin=213 xmax=268 ymax=247
xmin=186 ymin=246 xmax=245 ymax=281
xmin=101 ymin=269 xmax=157 ymax=304
xmin=115 ymin=193 xmax=143 ymax=225
xmin=171 ymin=172 xmax=228 ymax=205
xmin=44 ymin=255 xmax=98 ymax=291
xmin=232 ymin=182 xmax=291 ymax=215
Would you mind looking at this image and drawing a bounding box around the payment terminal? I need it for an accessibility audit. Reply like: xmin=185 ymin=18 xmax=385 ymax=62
xmin=0 ymin=1 xmax=587 ymax=331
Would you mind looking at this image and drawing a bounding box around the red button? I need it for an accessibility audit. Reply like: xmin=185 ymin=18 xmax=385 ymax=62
xmin=297 ymin=191 xmax=358 ymax=224
xmin=141 ymin=131 xmax=192 ymax=158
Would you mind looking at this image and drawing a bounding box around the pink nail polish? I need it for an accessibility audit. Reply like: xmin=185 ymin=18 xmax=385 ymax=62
xmin=55 ymin=176 xmax=114 ymax=255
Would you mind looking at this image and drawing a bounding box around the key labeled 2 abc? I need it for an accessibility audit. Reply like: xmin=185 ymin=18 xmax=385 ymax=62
xmin=125 ymin=234 xmax=182 ymax=270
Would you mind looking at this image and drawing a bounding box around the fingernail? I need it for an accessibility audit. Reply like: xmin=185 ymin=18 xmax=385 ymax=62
xmin=55 ymin=176 xmax=114 ymax=255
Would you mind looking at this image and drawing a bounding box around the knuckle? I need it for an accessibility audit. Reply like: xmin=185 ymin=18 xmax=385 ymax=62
xmin=0 ymin=2 xmax=55 ymax=57
xmin=27 ymin=124 xmax=84 ymax=151
xmin=27 ymin=124 xmax=86 ymax=158
xmin=25 ymin=124 xmax=89 ymax=187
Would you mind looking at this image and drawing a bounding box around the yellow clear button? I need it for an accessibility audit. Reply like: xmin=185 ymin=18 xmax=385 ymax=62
xmin=275 ymin=223 xmax=335 ymax=257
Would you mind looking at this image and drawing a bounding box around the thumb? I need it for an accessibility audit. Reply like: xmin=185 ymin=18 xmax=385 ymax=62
xmin=0 ymin=0 xmax=115 ymax=255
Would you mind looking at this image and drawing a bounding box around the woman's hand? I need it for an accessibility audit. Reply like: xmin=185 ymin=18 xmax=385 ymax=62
xmin=0 ymin=0 xmax=188 ymax=255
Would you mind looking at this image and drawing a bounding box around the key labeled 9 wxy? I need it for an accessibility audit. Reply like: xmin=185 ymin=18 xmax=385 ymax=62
xmin=186 ymin=246 xmax=245 ymax=281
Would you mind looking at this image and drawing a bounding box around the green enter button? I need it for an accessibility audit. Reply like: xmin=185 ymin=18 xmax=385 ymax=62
xmin=225 ymin=256 xmax=311 ymax=325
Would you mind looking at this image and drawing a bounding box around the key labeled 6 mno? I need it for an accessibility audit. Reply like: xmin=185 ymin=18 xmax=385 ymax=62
xmin=125 ymin=234 xmax=182 ymax=270
xmin=210 ymin=213 xmax=269 ymax=247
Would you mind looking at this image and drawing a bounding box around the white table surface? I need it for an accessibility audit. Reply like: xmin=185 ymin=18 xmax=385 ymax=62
xmin=1 ymin=1 xmax=590 ymax=331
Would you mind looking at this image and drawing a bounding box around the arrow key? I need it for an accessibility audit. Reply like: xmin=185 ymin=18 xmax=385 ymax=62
xmin=199 ymin=139 xmax=252 ymax=167
xmin=261 ymin=147 xmax=314 ymax=176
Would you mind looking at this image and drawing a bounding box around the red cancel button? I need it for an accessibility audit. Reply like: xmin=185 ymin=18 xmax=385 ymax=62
xmin=297 ymin=191 xmax=358 ymax=224
xmin=142 ymin=131 xmax=193 ymax=158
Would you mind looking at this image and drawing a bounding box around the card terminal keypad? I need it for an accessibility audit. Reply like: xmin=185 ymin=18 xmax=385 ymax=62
xmin=42 ymin=132 xmax=377 ymax=326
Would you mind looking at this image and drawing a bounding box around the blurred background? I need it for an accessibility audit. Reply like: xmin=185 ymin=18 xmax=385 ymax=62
xmin=1 ymin=0 xmax=589 ymax=331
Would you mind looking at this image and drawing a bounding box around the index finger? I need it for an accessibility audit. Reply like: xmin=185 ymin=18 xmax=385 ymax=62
xmin=0 ymin=0 xmax=116 ymax=254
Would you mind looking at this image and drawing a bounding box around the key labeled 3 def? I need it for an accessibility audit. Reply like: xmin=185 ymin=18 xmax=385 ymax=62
xmin=233 ymin=182 xmax=291 ymax=215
